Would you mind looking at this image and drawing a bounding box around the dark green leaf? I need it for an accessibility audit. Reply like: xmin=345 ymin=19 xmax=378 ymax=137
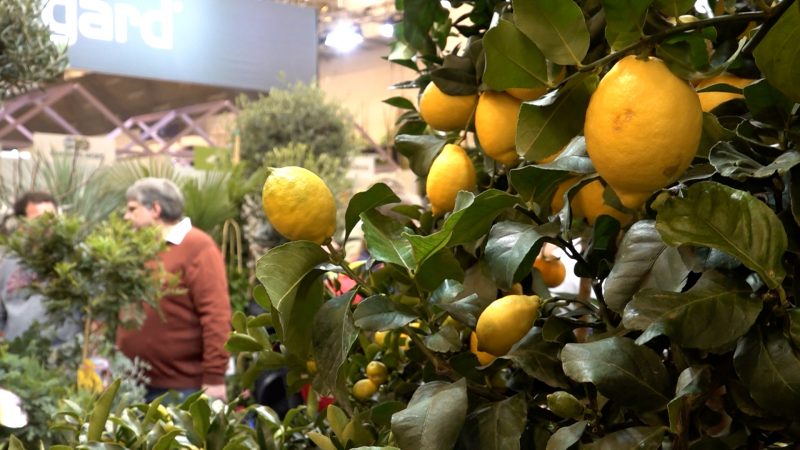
xmin=753 ymin=4 xmax=800 ymax=103
xmin=709 ymin=141 xmax=800 ymax=181
xmin=416 ymin=249 xmax=465 ymax=291
xmin=429 ymin=279 xmax=488 ymax=328
xmin=561 ymin=337 xmax=671 ymax=411
xmin=535 ymin=136 xmax=595 ymax=173
xmin=517 ymin=74 xmax=598 ymax=163
xmin=604 ymin=221 xmax=689 ymax=313
xmin=353 ymin=295 xmax=417 ymax=331
xmin=743 ymin=79 xmax=796 ymax=125
xmin=473 ymin=394 xmax=528 ymax=450
xmin=509 ymin=166 xmax=572 ymax=207
xmin=676 ymin=365 xmax=713 ymax=397
xmin=506 ymin=327 xmax=571 ymax=389
xmin=395 ymin=134 xmax=447 ymax=177
xmin=431 ymin=54 xmax=478 ymax=95
xmin=424 ymin=324 xmax=462 ymax=352
xmin=402 ymin=0 xmax=445 ymax=54
xmin=602 ymin=0 xmax=651 ymax=50
xmin=545 ymin=420 xmax=587 ymax=450
xmin=623 ymin=272 xmax=762 ymax=349
xmin=483 ymin=19 xmax=548 ymax=91
xmin=361 ymin=209 xmax=417 ymax=272
xmin=345 ymin=183 xmax=402 ymax=241
xmin=512 ymin=0 xmax=590 ymax=65
xmin=657 ymin=181 xmax=787 ymax=288
xmin=582 ymin=426 xmax=665 ymax=450
xmin=793 ymin=167 xmax=800 ymax=227
xmin=734 ymin=327 xmax=800 ymax=415
xmin=484 ymin=221 xmax=560 ymax=289
xmin=372 ymin=401 xmax=407 ymax=428
xmin=313 ymin=292 xmax=358 ymax=402
xmin=656 ymin=31 xmax=711 ymax=78
xmin=652 ymin=0 xmax=695 ymax=17
xmin=225 ymin=332 xmax=265 ymax=353
xmin=581 ymin=215 xmax=621 ymax=279
xmin=88 ymin=379 xmax=121 ymax=441
xmin=697 ymin=113 xmax=736 ymax=159
xmin=383 ymin=96 xmax=417 ymax=110
xmin=789 ymin=309 xmax=800 ymax=348
xmin=391 ymin=379 xmax=468 ymax=450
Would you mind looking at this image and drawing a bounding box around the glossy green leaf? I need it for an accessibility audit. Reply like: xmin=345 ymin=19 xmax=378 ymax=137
xmin=509 ymin=165 xmax=572 ymax=208
xmin=353 ymin=295 xmax=417 ymax=331
xmin=656 ymin=31 xmax=710 ymax=78
xmin=190 ymin=399 xmax=211 ymax=443
xmin=395 ymin=134 xmax=447 ymax=177
xmin=484 ymin=221 xmax=560 ymax=289
xmin=604 ymin=221 xmax=689 ymax=313
xmin=697 ymin=113 xmax=735 ymax=158
xmin=361 ymin=209 xmax=417 ymax=272
xmin=88 ymin=379 xmax=121 ymax=441
xmin=512 ymin=0 xmax=590 ymax=65
xmin=391 ymin=379 xmax=468 ymax=450
xmin=474 ymin=394 xmax=528 ymax=450
xmin=483 ymin=19 xmax=548 ymax=91
xmin=582 ymin=426 xmax=665 ymax=450
xmin=345 ymin=183 xmax=402 ymax=241
xmin=416 ymin=249 xmax=465 ymax=291
xmin=545 ymin=420 xmax=587 ymax=450
xmin=754 ymin=4 xmax=800 ymax=103
xmin=534 ymin=135 xmax=596 ymax=174
xmin=734 ymin=327 xmax=800 ymax=415
xmin=506 ymin=327 xmax=571 ymax=389
xmin=401 ymin=0 xmax=445 ymax=54
xmin=405 ymin=189 xmax=519 ymax=268
xmin=652 ymin=0 xmax=695 ymax=17
xmin=383 ymin=96 xmax=416 ymax=110
xmin=561 ymin=337 xmax=671 ymax=411
xmin=602 ymin=0 xmax=651 ymax=50
xmin=517 ymin=74 xmax=597 ymax=163
xmin=371 ymin=401 xmax=407 ymax=428
xmin=424 ymin=324 xmax=462 ymax=352
xmin=313 ymin=292 xmax=358 ymax=402
xmin=656 ymin=181 xmax=787 ymax=288
xmin=743 ymin=79 xmax=796 ymax=126
xmin=429 ymin=279 xmax=488 ymax=328
xmin=225 ymin=332 xmax=265 ymax=353
xmin=709 ymin=141 xmax=800 ymax=181
xmin=623 ymin=272 xmax=762 ymax=349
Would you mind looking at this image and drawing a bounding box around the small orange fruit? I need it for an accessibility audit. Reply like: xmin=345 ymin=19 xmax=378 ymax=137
xmin=533 ymin=256 xmax=567 ymax=288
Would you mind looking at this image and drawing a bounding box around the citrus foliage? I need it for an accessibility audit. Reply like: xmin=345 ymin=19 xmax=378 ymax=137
xmin=230 ymin=0 xmax=800 ymax=448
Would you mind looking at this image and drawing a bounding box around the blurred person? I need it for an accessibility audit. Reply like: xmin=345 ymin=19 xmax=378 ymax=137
xmin=0 ymin=191 xmax=78 ymax=342
xmin=117 ymin=178 xmax=231 ymax=402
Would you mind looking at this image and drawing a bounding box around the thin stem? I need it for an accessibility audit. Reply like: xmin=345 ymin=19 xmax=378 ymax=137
xmin=325 ymin=242 xmax=376 ymax=297
xmin=741 ymin=0 xmax=796 ymax=54
xmin=403 ymin=325 xmax=443 ymax=371
xmin=578 ymin=11 xmax=769 ymax=73
xmin=82 ymin=309 xmax=92 ymax=362
xmin=513 ymin=203 xmax=545 ymax=225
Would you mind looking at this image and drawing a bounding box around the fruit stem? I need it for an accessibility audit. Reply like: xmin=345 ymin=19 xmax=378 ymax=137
xmin=578 ymin=11 xmax=768 ymax=73
xmin=325 ymin=242 xmax=376 ymax=297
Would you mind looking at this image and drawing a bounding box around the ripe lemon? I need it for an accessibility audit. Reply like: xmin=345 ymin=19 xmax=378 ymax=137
xmin=419 ymin=82 xmax=478 ymax=131
xmin=373 ymin=330 xmax=389 ymax=347
xmin=475 ymin=91 xmax=522 ymax=167
xmin=506 ymin=66 xmax=566 ymax=101
xmin=533 ymin=256 xmax=567 ymax=287
xmin=261 ymin=166 xmax=336 ymax=244
xmin=352 ymin=378 xmax=378 ymax=401
xmin=426 ymin=143 xmax=477 ymax=216
xmin=366 ymin=361 xmax=388 ymax=385
xmin=696 ymin=73 xmax=755 ymax=112
xmin=584 ymin=55 xmax=703 ymax=209
xmin=476 ymin=294 xmax=540 ymax=356
xmin=550 ymin=177 xmax=579 ymax=214
xmin=470 ymin=331 xmax=497 ymax=366
xmin=572 ymin=180 xmax=632 ymax=226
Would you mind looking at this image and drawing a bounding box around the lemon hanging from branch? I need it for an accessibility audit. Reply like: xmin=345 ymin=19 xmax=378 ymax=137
xmin=418 ymin=82 xmax=478 ymax=132
xmin=476 ymin=294 xmax=540 ymax=356
xmin=584 ymin=55 xmax=703 ymax=209
xmin=426 ymin=143 xmax=477 ymax=216
xmin=261 ymin=166 xmax=337 ymax=244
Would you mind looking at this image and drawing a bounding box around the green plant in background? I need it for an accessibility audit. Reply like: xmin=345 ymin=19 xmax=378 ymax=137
xmin=236 ymin=81 xmax=359 ymax=171
xmin=0 ymin=0 xmax=67 ymax=101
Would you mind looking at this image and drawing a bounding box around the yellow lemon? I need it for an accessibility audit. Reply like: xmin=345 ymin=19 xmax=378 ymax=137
xmin=261 ymin=166 xmax=336 ymax=244
xmin=584 ymin=55 xmax=703 ymax=209
xmin=470 ymin=331 xmax=497 ymax=366
xmin=419 ymin=82 xmax=478 ymax=131
xmin=366 ymin=361 xmax=389 ymax=385
xmin=475 ymin=91 xmax=522 ymax=167
xmin=696 ymin=73 xmax=755 ymax=112
xmin=373 ymin=330 xmax=389 ymax=347
xmin=426 ymin=143 xmax=477 ymax=216
xmin=572 ymin=180 xmax=632 ymax=226
xmin=550 ymin=177 xmax=579 ymax=214
xmin=506 ymin=86 xmax=548 ymax=102
xmin=352 ymin=378 xmax=378 ymax=401
xmin=476 ymin=294 xmax=540 ymax=356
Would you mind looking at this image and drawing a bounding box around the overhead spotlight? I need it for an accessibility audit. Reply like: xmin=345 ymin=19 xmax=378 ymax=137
xmin=379 ymin=22 xmax=394 ymax=38
xmin=325 ymin=22 xmax=364 ymax=53
xmin=441 ymin=0 xmax=452 ymax=8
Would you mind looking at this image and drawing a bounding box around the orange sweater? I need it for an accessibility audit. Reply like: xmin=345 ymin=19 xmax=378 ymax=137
xmin=117 ymin=228 xmax=231 ymax=388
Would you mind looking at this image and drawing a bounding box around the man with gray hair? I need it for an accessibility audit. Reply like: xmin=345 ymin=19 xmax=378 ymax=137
xmin=117 ymin=178 xmax=231 ymax=402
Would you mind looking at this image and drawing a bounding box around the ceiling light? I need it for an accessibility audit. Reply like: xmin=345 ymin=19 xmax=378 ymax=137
xmin=325 ymin=22 xmax=364 ymax=53
xmin=379 ymin=22 xmax=394 ymax=38
xmin=441 ymin=1 xmax=452 ymax=8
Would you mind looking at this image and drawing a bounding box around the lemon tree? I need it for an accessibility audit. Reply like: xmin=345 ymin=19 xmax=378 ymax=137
xmin=206 ymin=1 xmax=800 ymax=450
